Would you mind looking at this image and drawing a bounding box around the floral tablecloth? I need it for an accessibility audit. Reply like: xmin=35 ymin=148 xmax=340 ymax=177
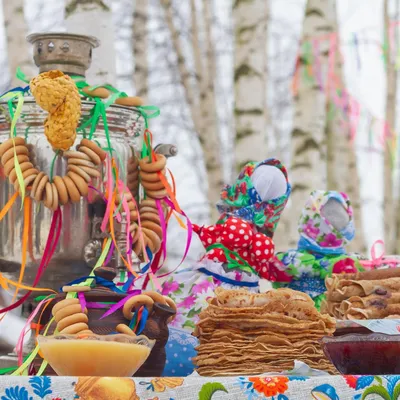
xmin=0 ymin=375 xmax=397 ymax=399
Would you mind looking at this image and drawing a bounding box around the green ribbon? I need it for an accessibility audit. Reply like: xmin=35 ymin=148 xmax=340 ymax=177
xmin=16 ymin=67 xmax=30 ymax=84
xmin=1 ymin=91 xmax=26 ymax=206
xmin=206 ymin=243 xmax=256 ymax=275
xmin=0 ymin=356 xmax=30 ymax=375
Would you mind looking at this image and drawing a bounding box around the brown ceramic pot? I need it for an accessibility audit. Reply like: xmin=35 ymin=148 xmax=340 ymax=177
xmin=33 ymin=287 xmax=176 ymax=376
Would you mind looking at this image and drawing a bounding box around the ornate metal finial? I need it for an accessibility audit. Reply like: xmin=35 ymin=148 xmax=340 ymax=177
xmin=27 ymin=32 xmax=99 ymax=77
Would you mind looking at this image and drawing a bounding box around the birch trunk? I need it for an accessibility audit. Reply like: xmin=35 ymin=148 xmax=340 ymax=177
xmin=161 ymin=0 xmax=222 ymax=221
xmin=233 ymin=0 xmax=268 ymax=172
xmin=383 ymin=0 xmax=398 ymax=253
xmin=325 ymin=1 xmax=366 ymax=253
xmin=3 ymin=0 xmax=36 ymax=86
xmin=288 ymin=0 xmax=335 ymax=247
xmin=133 ymin=0 xmax=149 ymax=100
xmin=65 ymin=0 xmax=116 ymax=86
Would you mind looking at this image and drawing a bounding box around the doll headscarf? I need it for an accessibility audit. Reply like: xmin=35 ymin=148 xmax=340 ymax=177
xmin=298 ymin=190 xmax=355 ymax=255
xmin=216 ymin=158 xmax=291 ymax=238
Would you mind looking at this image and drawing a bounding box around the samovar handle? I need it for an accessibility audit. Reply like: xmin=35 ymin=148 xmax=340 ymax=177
xmin=154 ymin=144 xmax=178 ymax=158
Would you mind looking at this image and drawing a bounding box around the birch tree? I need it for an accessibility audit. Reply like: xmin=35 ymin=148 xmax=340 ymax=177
xmin=383 ymin=0 xmax=398 ymax=253
xmin=325 ymin=2 xmax=365 ymax=252
xmin=65 ymin=0 xmax=117 ymax=86
xmin=288 ymin=0 xmax=336 ymax=246
xmin=233 ymin=0 xmax=268 ymax=171
xmin=3 ymin=0 xmax=36 ymax=87
xmin=160 ymin=0 xmax=223 ymax=220
xmin=133 ymin=0 xmax=149 ymax=100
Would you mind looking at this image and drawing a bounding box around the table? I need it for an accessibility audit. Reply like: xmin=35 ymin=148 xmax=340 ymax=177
xmin=0 ymin=374 xmax=393 ymax=399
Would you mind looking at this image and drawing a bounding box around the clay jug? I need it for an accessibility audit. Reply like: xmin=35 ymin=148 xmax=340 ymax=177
xmin=136 ymin=303 xmax=176 ymax=377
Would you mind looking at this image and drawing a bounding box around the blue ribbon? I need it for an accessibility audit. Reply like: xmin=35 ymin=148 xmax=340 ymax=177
xmin=0 ymin=86 xmax=29 ymax=97
xmin=198 ymin=268 xmax=259 ymax=288
xmin=137 ymin=306 xmax=149 ymax=335
xmin=122 ymin=247 xmax=152 ymax=292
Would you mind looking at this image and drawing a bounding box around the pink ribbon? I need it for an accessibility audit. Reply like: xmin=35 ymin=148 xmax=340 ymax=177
xmin=156 ymin=198 xmax=192 ymax=278
xmin=78 ymin=292 xmax=86 ymax=313
xmin=360 ymin=240 xmax=400 ymax=269
xmin=0 ymin=208 xmax=62 ymax=314
xmin=16 ymin=296 xmax=53 ymax=366
xmin=155 ymin=199 xmax=167 ymax=267
xmin=99 ymin=290 xmax=141 ymax=319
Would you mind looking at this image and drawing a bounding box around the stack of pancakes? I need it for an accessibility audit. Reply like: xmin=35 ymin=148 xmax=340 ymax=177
xmin=322 ymin=268 xmax=400 ymax=320
xmin=193 ymin=287 xmax=336 ymax=376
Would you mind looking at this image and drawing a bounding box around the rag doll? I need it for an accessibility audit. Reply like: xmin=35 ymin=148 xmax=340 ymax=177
xmin=273 ymin=190 xmax=363 ymax=310
xmin=161 ymin=158 xmax=292 ymax=376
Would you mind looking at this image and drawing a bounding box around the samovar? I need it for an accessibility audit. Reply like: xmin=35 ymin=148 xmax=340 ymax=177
xmin=0 ymin=33 xmax=177 ymax=364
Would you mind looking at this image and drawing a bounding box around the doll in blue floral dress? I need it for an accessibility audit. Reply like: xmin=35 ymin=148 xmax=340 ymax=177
xmin=273 ymin=190 xmax=363 ymax=310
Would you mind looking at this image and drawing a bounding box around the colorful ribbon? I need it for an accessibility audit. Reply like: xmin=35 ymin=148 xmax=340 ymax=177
xmin=360 ymin=240 xmax=400 ymax=270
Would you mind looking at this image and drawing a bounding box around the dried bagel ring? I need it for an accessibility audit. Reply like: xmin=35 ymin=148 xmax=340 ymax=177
xmin=14 ymin=173 xmax=38 ymax=193
xmin=79 ymin=146 xmax=101 ymax=166
xmin=140 ymin=199 xmax=158 ymax=209
xmin=4 ymin=155 xmax=29 ymax=176
xmin=57 ymin=313 xmax=89 ymax=332
xmin=63 ymin=175 xmax=81 ymax=203
xmin=139 ymin=154 xmax=166 ymax=173
xmin=141 ymin=291 xmax=166 ymax=305
xmin=54 ymin=304 xmax=85 ymax=323
xmin=142 ymin=227 xmax=161 ymax=253
xmin=122 ymin=295 xmax=154 ymax=320
xmin=43 ymin=182 xmax=53 ymax=209
xmin=141 ymin=220 xmax=163 ymax=239
xmin=139 ymin=170 xmax=166 ymax=183
xmin=68 ymin=158 xmax=96 ymax=168
xmin=116 ymin=324 xmax=136 ymax=336
xmin=80 ymin=139 xmax=107 ymax=162
xmin=141 ymin=179 xmax=165 ymax=191
xmin=115 ymin=96 xmax=143 ymax=107
xmin=31 ymin=172 xmax=46 ymax=198
xmin=67 ymin=171 xmax=88 ymax=197
xmin=9 ymin=162 xmax=34 ymax=184
xmin=61 ymin=322 xmax=90 ymax=335
xmin=13 ymin=168 xmax=39 ymax=190
xmin=0 ymin=137 xmax=25 ymax=158
xmin=1 ymin=145 xmax=29 ymax=165
xmin=51 ymin=299 xmax=79 ymax=316
xmin=82 ymin=86 xmax=110 ymax=99
xmin=34 ymin=174 xmax=49 ymax=202
xmin=140 ymin=212 xmax=161 ymax=224
xmin=50 ymin=182 xmax=59 ymax=210
xmin=79 ymin=165 xmax=101 ymax=178
xmin=64 ymin=150 xmax=91 ymax=161
xmin=62 ymin=285 xmax=91 ymax=293
xmin=139 ymin=206 xmax=158 ymax=215
xmin=146 ymin=188 xmax=168 ymax=199
xmin=67 ymin=164 xmax=92 ymax=183
xmin=133 ymin=236 xmax=148 ymax=258
xmin=53 ymin=176 xmax=69 ymax=205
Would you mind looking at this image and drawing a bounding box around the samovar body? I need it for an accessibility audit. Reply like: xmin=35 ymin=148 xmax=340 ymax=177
xmin=0 ymin=33 xmax=144 ymax=297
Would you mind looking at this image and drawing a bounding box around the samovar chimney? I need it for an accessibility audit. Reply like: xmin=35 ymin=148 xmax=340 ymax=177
xmin=26 ymin=32 xmax=99 ymax=77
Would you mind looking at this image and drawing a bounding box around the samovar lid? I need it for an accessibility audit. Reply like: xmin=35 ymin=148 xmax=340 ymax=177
xmin=27 ymin=32 xmax=100 ymax=77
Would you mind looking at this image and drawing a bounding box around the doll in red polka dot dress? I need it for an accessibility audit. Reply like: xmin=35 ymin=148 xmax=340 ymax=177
xmin=161 ymin=159 xmax=292 ymax=376
xmin=161 ymin=159 xmax=292 ymax=331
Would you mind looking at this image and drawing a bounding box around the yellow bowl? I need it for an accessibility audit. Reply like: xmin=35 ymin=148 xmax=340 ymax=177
xmin=37 ymin=333 xmax=155 ymax=377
